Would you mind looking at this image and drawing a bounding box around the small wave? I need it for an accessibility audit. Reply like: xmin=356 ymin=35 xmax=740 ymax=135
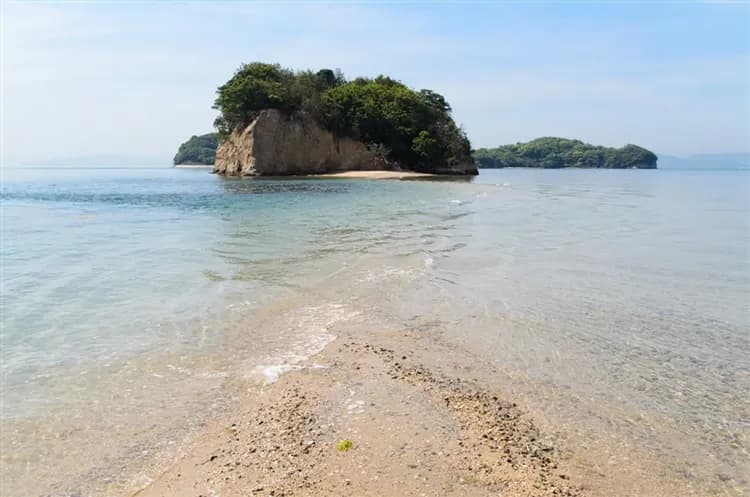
xmin=358 ymin=267 xmax=421 ymax=283
xmin=250 ymin=304 xmax=359 ymax=384
xmin=254 ymin=332 xmax=336 ymax=384
xmin=257 ymin=364 xmax=305 ymax=383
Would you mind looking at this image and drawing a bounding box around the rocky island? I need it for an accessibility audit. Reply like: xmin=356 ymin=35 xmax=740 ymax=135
xmin=474 ymin=137 xmax=658 ymax=169
xmin=209 ymin=63 xmax=477 ymax=176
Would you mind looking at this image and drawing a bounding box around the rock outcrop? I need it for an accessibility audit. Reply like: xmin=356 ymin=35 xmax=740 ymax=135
xmin=213 ymin=110 xmax=477 ymax=176
xmin=214 ymin=110 xmax=386 ymax=176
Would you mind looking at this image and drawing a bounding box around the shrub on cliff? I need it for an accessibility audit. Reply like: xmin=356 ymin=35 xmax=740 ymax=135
xmin=473 ymin=137 xmax=657 ymax=169
xmin=212 ymin=63 xmax=472 ymax=171
xmin=212 ymin=63 xmax=345 ymax=137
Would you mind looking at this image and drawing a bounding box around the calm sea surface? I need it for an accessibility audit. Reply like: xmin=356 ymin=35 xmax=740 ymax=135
xmin=1 ymin=167 xmax=748 ymax=496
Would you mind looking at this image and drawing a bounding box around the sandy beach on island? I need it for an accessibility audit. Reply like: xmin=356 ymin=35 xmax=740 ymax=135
xmin=172 ymin=169 xmax=436 ymax=178
xmin=130 ymin=324 xmax=694 ymax=497
xmin=310 ymin=170 xmax=437 ymax=179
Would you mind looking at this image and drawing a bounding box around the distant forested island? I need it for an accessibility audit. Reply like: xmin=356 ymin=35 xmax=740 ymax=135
xmin=173 ymin=133 xmax=218 ymax=165
xmin=473 ymin=137 xmax=658 ymax=169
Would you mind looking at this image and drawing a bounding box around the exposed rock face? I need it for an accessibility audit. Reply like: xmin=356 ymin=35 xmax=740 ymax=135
xmin=214 ymin=110 xmax=386 ymax=176
xmin=214 ymin=110 xmax=477 ymax=176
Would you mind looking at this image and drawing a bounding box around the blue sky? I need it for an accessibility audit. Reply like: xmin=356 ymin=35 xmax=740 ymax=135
xmin=2 ymin=1 xmax=748 ymax=165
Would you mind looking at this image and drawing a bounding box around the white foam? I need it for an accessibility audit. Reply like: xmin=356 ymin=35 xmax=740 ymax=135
xmin=258 ymin=364 xmax=304 ymax=383
xmin=359 ymin=267 xmax=419 ymax=282
xmin=346 ymin=399 xmax=366 ymax=414
xmin=251 ymin=304 xmax=358 ymax=384
xmin=166 ymin=364 xmax=191 ymax=375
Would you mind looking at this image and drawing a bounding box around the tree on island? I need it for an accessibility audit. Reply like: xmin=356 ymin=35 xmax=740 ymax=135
xmin=211 ymin=62 xmax=473 ymax=172
xmin=173 ymin=133 xmax=219 ymax=165
xmin=473 ymin=137 xmax=657 ymax=169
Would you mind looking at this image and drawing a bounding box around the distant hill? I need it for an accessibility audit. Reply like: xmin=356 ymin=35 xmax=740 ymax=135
xmin=474 ymin=137 xmax=657 ymax=169
xmin=173 ymin=133 xmax=219 ymax=165
xmin=657 ymin=153 xmax=750 ymax=170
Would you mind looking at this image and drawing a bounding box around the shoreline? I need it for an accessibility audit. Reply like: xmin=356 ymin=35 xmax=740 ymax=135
xmin=131 ymin=328 xmax=582 ymax=497
xmin=127 ymin=322 xmax=699 ymax=497
xmin=309 ymin=170 xmax=436 ymax=179
xmin=173 ymin=168 xmax=438 ymax=178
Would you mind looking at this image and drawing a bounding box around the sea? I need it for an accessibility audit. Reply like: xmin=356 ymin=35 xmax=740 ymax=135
xmin=1 ymin=166 xmax=748 ymax=496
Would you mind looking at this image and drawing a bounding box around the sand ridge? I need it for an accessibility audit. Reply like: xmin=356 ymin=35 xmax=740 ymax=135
xmin=132 ymin=329 xmax=581 ymax=497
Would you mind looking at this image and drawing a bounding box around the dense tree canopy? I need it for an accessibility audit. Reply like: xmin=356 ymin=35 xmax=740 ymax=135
xmin=173 ymin=133 xmax=219 ymax=165
xmin=212 ymin=63 xmax=472 ymax=171
xmin=474 ymin=138 xmax=657 ymax=169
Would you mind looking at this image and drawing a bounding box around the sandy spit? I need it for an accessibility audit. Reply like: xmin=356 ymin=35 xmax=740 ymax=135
xmin=130 ymin=328 xmax=583 ymax=497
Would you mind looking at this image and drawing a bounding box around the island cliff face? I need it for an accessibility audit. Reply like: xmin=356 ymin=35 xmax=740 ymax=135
xmin=214 ymin=110 xmax=386 ymax=176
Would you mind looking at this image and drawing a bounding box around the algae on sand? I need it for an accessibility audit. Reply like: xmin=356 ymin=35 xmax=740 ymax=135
xmin=336 ymin=439 xmax=354 ymax=452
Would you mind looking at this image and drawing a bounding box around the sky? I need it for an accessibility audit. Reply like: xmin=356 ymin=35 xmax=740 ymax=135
xmin=2 ymin=1 xmax=749 ymax=165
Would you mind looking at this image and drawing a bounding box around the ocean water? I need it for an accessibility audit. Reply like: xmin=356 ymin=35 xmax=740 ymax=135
xmin=1 ymin=167 xmax=748 ymax=496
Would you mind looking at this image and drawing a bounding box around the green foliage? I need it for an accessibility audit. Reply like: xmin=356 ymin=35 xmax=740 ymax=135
xmin=474 ymin=138 xmax=657 ymax=169
xmin=213 ymin=63 xmax=295 ymax=138
xmin=212 ymin=62 xmax=473 ymax=172
xmin=321 ymin=76 xmax=471 ymax=171
xmin=173 ymin=133 xmax=219 ymax=165
xmin=336 ymin=439 xmax=354 ymax=452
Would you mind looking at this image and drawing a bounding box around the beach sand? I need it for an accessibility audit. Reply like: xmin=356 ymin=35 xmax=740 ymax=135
xmin=310 ymin=170 xmax=436 ymax=179
xmin=132 ymin=327 xmax=583 ymax=497
xmin=129 ymin=320 xmax=710 ymax=497
xmin=173 ymin=168 xmax=435 ymax=178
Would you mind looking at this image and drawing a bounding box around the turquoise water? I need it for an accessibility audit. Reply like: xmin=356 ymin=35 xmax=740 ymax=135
xmin=1 ymin=167 xmax=748 ymax=496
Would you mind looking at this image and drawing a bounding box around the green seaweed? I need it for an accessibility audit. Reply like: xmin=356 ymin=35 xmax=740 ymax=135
xmin=336 ymin=439 xmax=354 ymax=452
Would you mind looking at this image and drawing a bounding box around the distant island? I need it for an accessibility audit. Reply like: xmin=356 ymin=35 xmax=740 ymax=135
xmin=474 ymin=137 xmax=658 ymax=169
xmin=208 ymin=63 xmax=476 ymax=176
xmin=173 ymin=133 xmax=218 ymax=165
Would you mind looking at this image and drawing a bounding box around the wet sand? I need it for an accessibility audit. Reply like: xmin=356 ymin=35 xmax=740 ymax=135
xmin=132 ymin=328 xmax=582 ymax=497
xmin=125 ymin=309 xmax=731 ymax=497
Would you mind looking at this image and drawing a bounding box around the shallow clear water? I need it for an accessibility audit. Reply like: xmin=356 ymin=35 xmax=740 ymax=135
xmin=1 ymin=167 xmax=748 ymax=496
